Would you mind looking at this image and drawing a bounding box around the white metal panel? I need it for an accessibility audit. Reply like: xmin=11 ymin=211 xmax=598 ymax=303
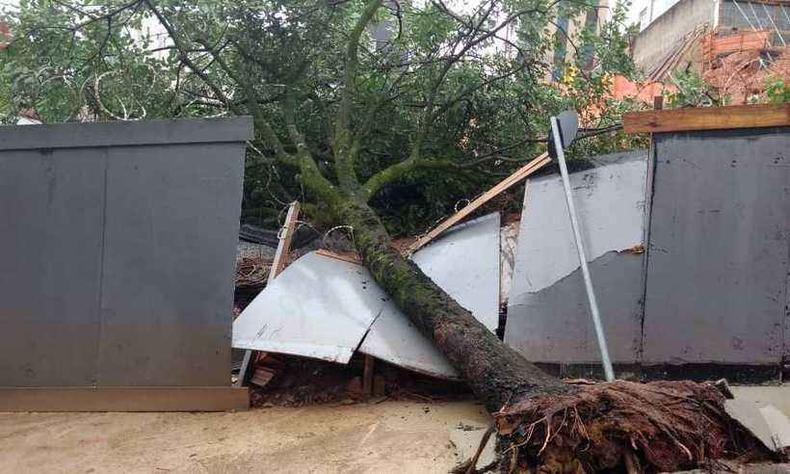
xmin=505 ymin=152 xmax=648 ymax=364
xmin=509 ymin=153 xmax=647 ymax=295
xmin=232 ymin=252 xmax=387 ymax=363
xmin=412 ymin=212 xmax=501 ymax=331
xmin=359 ymin=302 xmax=459 ymax=379
xmin=359 ymin=213 xmax=501 ymax=378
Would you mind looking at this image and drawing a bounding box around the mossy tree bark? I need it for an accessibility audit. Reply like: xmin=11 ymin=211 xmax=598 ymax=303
xmin=334 ymin=197 xmax=571 ymax=412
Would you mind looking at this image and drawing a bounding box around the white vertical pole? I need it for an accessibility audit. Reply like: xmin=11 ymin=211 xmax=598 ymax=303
xmin=550 ymin=117 xmax=615 ymax=382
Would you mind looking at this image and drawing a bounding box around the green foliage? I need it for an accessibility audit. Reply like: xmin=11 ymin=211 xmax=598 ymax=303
xmin=666 ymin=69 xmax=728 ymax=108
xmin=765 ymin=78 xmax=790 ymax=104
xmin=1 ymin=0 xmax=640 ymax=235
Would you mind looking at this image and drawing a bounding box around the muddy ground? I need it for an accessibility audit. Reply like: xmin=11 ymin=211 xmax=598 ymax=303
xmin=0 ymin=401 xmax=490 ymax=473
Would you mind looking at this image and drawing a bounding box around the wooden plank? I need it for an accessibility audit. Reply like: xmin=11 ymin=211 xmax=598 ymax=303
xmin=624 ymin=104 xmax=790 ymax=134
xmin=315 ymin=248 xmax=362 ymax=265
xmin=362 ymin=355 xmax=375 ymax=400
xmin=406 ymin=152 xmax=551 ymax=254
xmin=235 ymin=201 xmax=300 ymax=388
xmin=267 ymin=201 xmax=301 ymax=284
xmin=0 ymin=387 xmax=249 ymax=412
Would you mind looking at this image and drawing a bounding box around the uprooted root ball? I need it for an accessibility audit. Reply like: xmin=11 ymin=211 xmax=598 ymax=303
xmin=494 ymin=380 xmax=778 ymax=473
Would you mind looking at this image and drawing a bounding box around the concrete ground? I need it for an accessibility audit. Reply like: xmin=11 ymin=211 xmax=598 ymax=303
xmin=0 ymin=400 xmax=490 ymax=474
xmin=0 ymin=386 xmax=787 ymax=474
xmin=730 ymin=385 xmax=790 ymax=415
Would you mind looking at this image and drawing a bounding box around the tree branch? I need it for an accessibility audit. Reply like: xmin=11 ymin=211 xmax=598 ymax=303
xmin=362 ymin=156 xmax=456 ymax=200
xmin=143 ymin=0 xmax=230 ymax=107
xmin=192 ymin=33 xmax=294 ymax=165
xmin=333 ymin=0 xmax=383 ymax=192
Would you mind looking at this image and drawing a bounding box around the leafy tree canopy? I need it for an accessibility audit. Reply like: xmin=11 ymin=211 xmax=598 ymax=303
xmin=1 ymin=0 xmax=642 ymax=234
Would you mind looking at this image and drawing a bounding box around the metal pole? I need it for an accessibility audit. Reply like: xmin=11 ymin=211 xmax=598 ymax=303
xmin=762 ymin=3 xmax=785 ymax=47
xmin=732 ymin=0 xmax=757 ymax=31
xmin=550 ymin=117 xmax=615 ymax=382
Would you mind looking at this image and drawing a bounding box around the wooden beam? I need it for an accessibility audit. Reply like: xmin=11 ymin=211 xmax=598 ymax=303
xmin=623 ymin=104 xmax=790 ymax=134
xmin=315 ymin=248 xmax=362 ymax=265
xmin=362 ymin=355 xmax=375 ymax=401
xmin=406 ymin=152 xmax=551 ymax=254
xmin=267 ymin=201 xmax=301 ymax=284
xmin=236 ymin=201 xmax=300 ymax=388
xmin=0 ymin=387 xmax=249 ymax=412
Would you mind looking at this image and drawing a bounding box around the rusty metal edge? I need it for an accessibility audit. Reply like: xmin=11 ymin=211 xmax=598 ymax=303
xmin=0 ymin=387 xmax=249 ymax=412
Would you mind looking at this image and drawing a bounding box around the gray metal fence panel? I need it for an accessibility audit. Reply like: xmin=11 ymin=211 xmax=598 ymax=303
xmin=97 ymin=143 xmax=245 ymax=386
xmin=0 ymin=118 xmax=250 ymax=387
xmin=643 ymin=128 xmax=790 ymax=365
xmin=0 ymin=148 xmax=106 ymax=386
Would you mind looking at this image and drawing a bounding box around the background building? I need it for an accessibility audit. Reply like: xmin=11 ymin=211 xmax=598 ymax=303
xmin=630 ymin=0 xmax=789 ymax=102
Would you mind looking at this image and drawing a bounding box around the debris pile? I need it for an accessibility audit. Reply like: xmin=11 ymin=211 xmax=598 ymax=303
xmin=702 ymin=31 xmax=790 ymax=103
xmin=248 ymin=354 xmax=470 ymax=408
xmin=233 ymin=213 xmax=502 ymax=380
xmin=229 ymin=107 xmax=790 ymax=472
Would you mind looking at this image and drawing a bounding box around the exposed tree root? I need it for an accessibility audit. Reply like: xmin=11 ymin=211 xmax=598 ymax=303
xmin=494 ymin=380 xmax=781 ymax=473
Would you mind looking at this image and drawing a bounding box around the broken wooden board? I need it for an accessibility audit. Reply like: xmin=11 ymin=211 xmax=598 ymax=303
xmin=407 ymin=153 xmax=549 ymax=253
xmin=623 ymin=104 xmax=790 ymax=134
xmin=236 ymin=200 xmax=301 ymax=388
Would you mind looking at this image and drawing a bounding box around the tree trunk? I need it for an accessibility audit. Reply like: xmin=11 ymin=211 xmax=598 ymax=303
xmin=334 ymin=197 xmax=572 ymax=412
xmin=331 ymin=197 xmax=775 ymax=472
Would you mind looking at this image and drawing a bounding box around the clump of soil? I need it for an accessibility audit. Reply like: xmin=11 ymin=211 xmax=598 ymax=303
xmin=494 ymin=380 xmax=778 ymax=473
xmin=249 ymin=354 xmax=472 ymax=408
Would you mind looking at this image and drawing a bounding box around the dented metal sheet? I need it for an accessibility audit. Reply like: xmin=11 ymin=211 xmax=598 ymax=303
xmin=505 ymin=151 xmax=648 ymax=364
xmin=509 ymin=152 xmax=648 ymax=294
xmin=232 ymin=214 xmax=501 ymax=378
xmin=412 ymin=212 xmax=501 ymax=332
xmin=232 ymin=252 xmax=387 ymax=363
xmin=359 ymin=303 xmax=459 ymax=379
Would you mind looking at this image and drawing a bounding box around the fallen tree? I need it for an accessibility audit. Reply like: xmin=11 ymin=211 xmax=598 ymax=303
xmin=1 ymin=0 xmax=777 ymax=470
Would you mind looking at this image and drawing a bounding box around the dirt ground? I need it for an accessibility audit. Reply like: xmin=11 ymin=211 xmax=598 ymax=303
xmin=0 ymin=400 xmax=490 ymax=474
xmin=1 ymin=386 xmax=787 ymax=473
